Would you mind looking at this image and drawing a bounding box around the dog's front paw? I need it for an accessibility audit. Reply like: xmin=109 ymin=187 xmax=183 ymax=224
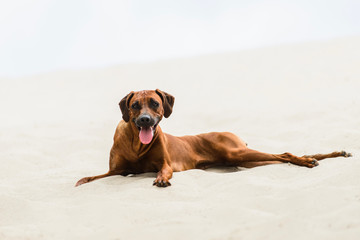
xmin=153 ymin=178 xmax=171 ymax=187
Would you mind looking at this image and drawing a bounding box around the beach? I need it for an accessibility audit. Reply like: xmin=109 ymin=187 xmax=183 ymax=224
xmin=0 ymin=36 xmax=359 ymax=240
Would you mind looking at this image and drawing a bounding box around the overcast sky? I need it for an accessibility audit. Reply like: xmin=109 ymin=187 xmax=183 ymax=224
xmin=0 ymin=0 xmax=359 ymax=77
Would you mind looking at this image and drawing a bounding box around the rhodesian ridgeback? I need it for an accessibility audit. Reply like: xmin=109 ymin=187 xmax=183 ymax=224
xmin=75 ymin=89 xmax=352 ymax=187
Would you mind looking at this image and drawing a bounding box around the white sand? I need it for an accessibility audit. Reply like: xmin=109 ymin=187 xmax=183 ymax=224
xmin=1 ymin=37 xmax=360 ymax=240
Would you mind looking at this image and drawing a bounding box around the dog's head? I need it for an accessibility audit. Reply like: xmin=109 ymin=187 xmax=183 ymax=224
xmin=119 ymin=89 xmax=175 ymax=144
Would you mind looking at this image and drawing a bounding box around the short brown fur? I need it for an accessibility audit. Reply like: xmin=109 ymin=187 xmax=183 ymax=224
xmin=76 ymin=89 xmax=352 ymax=187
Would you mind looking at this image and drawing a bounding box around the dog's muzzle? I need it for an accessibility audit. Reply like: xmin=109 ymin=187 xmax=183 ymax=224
xmin=135 ymin=114 xmax=158 ymax=144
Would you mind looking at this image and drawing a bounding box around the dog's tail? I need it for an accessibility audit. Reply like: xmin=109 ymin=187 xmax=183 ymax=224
xmin=75 ymin=172 xmax=116 ymax=187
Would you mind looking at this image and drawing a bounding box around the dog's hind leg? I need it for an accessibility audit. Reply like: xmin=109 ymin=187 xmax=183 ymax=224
xmin=226 ymin=149 xmax=352 ymax=168
xmin=239 ymin=160 xmax=284 ymax=168
xmin=226 ymin=149 xmax=320 ymax=168
xmin=302 ymin=151 xmax=352 ymax=160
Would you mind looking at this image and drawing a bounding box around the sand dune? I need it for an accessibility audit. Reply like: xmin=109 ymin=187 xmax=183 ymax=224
xmin=0 ymin=36 xmax=359 ymax=239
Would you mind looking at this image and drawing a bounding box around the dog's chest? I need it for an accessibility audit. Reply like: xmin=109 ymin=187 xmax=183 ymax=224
xmin=126 ymin=156 xmax=160 ymax=173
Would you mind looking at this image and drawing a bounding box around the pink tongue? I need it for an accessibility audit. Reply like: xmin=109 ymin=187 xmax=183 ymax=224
xmin=139 ymin=127 xmax=153 ymax=144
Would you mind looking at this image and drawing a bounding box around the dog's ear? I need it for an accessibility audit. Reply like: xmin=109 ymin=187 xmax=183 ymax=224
xmin=155 ymin=89 xmax=175 ymax=118
xmin=119 ymin=91 xmax=134 ymax=122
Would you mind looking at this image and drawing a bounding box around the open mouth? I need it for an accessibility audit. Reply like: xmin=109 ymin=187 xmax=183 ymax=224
xmin=137 ymin=123 xmax=158 ymax=144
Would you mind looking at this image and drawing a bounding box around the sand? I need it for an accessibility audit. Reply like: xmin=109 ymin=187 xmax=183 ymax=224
xmin=0 ymin=36 xmax=359 ymax=240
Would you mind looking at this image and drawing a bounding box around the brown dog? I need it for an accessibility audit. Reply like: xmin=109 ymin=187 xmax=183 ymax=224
xmin=75 ymin=89 xmax=352 ymax=187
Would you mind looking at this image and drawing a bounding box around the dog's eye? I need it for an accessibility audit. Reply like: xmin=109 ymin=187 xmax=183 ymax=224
xmin=131 ymin=102 xmax=141 ymax=110
xmin=150 ymin=99 xmax=159 ymax=108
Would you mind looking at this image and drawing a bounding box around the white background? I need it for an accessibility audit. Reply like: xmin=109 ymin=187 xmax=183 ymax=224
xmin=0 ymin=0 xmax=359 ymax=77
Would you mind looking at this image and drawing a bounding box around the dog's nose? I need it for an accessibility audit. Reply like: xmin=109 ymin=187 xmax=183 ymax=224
xmin=136 ymin=114 xmax=155 ymax=127
xmin=140 ymin=115 xmax=151 ymax=123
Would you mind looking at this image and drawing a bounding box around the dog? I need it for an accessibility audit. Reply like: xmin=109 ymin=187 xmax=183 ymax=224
xmin=75 ymin=89 xmax=352 ymax=187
